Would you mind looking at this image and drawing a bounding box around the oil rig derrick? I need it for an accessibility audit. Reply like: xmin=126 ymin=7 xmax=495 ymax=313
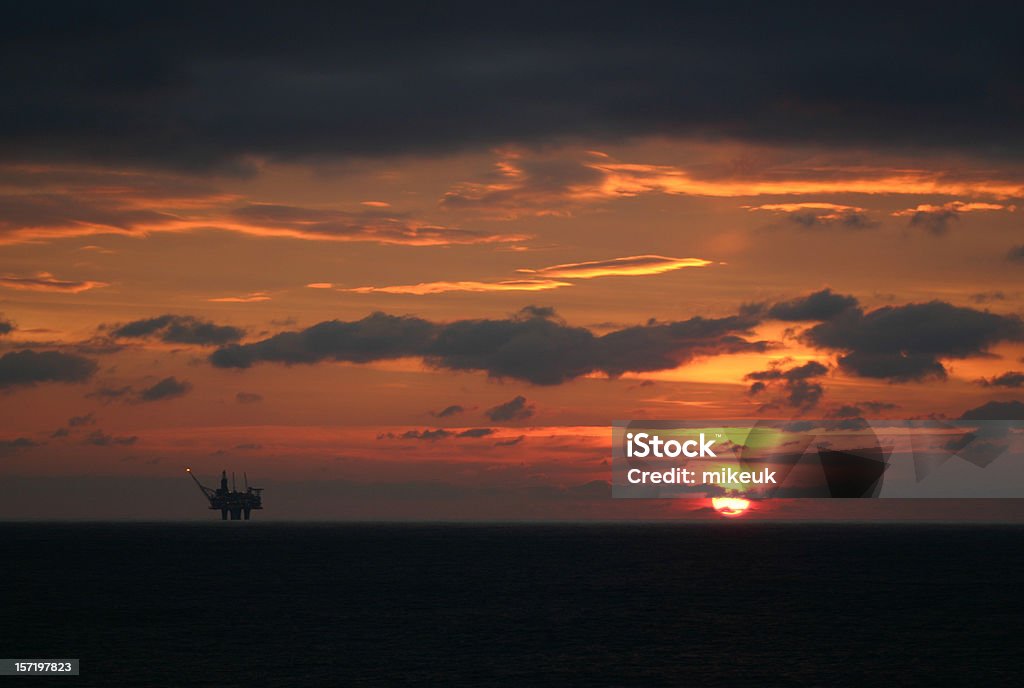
xmin=186 ymin=468 xmax=264 ymax=520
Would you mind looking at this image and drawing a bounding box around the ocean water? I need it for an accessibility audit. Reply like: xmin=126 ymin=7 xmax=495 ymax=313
xmin=4 ymin=523 xmax=1023 ymax=686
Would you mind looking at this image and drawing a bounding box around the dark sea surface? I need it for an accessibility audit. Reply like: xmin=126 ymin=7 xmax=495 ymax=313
xmin=4 ymin=523 xmax=1024 ymax=687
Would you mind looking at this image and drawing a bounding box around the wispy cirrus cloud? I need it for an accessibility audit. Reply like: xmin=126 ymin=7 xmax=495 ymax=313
xmin=345 ymin=279 xmax=571 ymax=295
xmin=0 ymin=170 xmax=526 ymax=247
xmin=586 ymin=162 xmax=1024 ymax=201
xmin=519 ymin=255 xmax=711 ymax=279
xmin=345 ymin=255 xmax=710 ymax=295
xmin=0 ymin=272 xmax=109 ymax=293
xmin=225 ymin=203 xmax=527 ymax=246
xmin=207 ymin=291 xmax=271 ymax=303
xmin=441 ymin=150 xmax=1024 ymax=220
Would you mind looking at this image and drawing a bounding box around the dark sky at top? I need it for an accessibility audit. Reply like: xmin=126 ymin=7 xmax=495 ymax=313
xmin=2 ymin=2 xmax=1023 ymax=170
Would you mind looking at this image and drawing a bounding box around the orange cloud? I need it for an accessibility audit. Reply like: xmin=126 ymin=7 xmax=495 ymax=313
xmin=207 ymin=291 xmax=271 ymax=303
xmin=519 ymin=255 xmax=711 ymax=279
xmin=345 ymin=279 xmax=571 ymax=295
xmin=891 ymin=201 xmax=1014 ymax=217
xmin=0 ymin=167 xmax=527 ymax=246
xmin=346 ymin=255 xmax=712 ymax=295
xmin=890 ymin=200 xmax=1015 ymax=234
xmin=745 ymin=202 xmax=875 ymax=228
xmin=587 ymin=162 xmax=1024 ymax=200
xmin=440 ymin=150 xmax=1024 ymax=220
xmin=747 ymin=202 xmax=866 ymax=214
xmin=0 ymin=272 xmax=108 ymax=293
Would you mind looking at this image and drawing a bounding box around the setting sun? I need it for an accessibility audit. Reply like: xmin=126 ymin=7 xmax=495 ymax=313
xmin=711 ymin=497 xmax=752 ymax=518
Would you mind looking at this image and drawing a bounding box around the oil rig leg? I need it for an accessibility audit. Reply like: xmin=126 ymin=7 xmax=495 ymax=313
xmin=221 ymin=509 xmax=228 ymax=520
xmin=244 ymin=508 xmax=251 ymax=520
xmin=230 ymin=508 xmax=242 ymax=520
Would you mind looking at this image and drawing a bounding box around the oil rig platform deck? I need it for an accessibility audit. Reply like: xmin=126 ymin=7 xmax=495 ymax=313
xmin=187 ymin=468 xmax=264 ymax=520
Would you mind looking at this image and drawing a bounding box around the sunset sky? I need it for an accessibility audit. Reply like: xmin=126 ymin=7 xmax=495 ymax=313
xmin=1 ymin=4 xmax=1023 ymax=519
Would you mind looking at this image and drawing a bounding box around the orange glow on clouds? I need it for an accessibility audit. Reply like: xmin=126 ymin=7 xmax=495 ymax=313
xmin=0 ymin=272 xmax=109 ymax=293
xmin=207 ymin=291 xmax=271 ymax=303
xmin=345 ymin=279 xmax=572 ymax=295
xmin=587 ymin=162 xmax=1024 ymax=200
xmin=519 ymin=255 xmax=712 ymax=279
xmin=891 ymin=201 xmax=1014 ymax=216
xmin=347 ymin=255 xmax=712 ymax=295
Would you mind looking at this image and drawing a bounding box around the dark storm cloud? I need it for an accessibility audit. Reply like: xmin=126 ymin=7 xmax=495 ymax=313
xmin=746 ymin=361 xmax=829 ymax=410
xmin=0 ymin=318 xmax=14 ymax=335
xmin=211 ymin=312 xmax=435 ymax=369
xmin=977 ymin=372 xmax=1024 ymax=388
xmin=431 ymin=404 xmax=464 ymax=418
xmin=767 ymin=289 xmax=858 ymax=322
xmin=207 ymin=294 xmax=1024 ymax=386
xmin=485 ymin=396 xmax=534 ymax=422
xmin=138 ymin=376 xmax=192 ymax=402
xmin=378 ymin=429 xmax=453 ymax=441
xmin=0 ymin=437 xmax=40 ymax=457
xmin=425 ymin=312 xmax=600 ymax=385
xmin=69 ymin=337 xmax=126 ymax=356
xmin=110 ymin=315 xmax=244 ymax=346
xmin=597 ymin=313 xmax=768 ymax=377
xmin=959 ymin=401 xmax=1024 ymax=421
xmin=68 ymin=412 xmax=96 ymax=427
xmin=457 ymin=428 xmax=495 ymax=438
xmin=210 ymin=307 xmax=770 ymax=385
xmin=828 ymin=401 xmax=899 ymax=418
xmin=2 ymin=4 xmax=1024 ymax=170
xmin=84 ymin=430 xmax=138 ymax=446
xmin=86 ymin=377 xmax=191 ymax=403
xmin=785 ymin=209 xmax=876 ymax=230
xmin=970 ymin=291 xmax=1007 ymax=304
xmin=377 ymin=428 xmax=494 ymax=441
xmin=0 ymin=349 xmax=97 ymax=389
xmin=906 ymin=208 xmax=959 ymax=235
xmin=86 ymin=385 xmax=134 ymax=403
xmin=802 ymin=301 xmax=1024 ymax=382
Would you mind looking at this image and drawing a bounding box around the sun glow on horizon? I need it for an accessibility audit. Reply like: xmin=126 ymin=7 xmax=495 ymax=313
xmin=711 ymin=497 xmax=751 ymax=518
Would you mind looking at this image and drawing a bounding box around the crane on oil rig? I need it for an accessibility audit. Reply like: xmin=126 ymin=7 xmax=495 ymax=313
xmin=186 ymin=468 xmax=264 ymax=520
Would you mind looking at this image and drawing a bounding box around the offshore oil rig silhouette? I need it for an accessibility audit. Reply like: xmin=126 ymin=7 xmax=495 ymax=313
xmin=187 ymin=468 xmax=263 ymax=520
